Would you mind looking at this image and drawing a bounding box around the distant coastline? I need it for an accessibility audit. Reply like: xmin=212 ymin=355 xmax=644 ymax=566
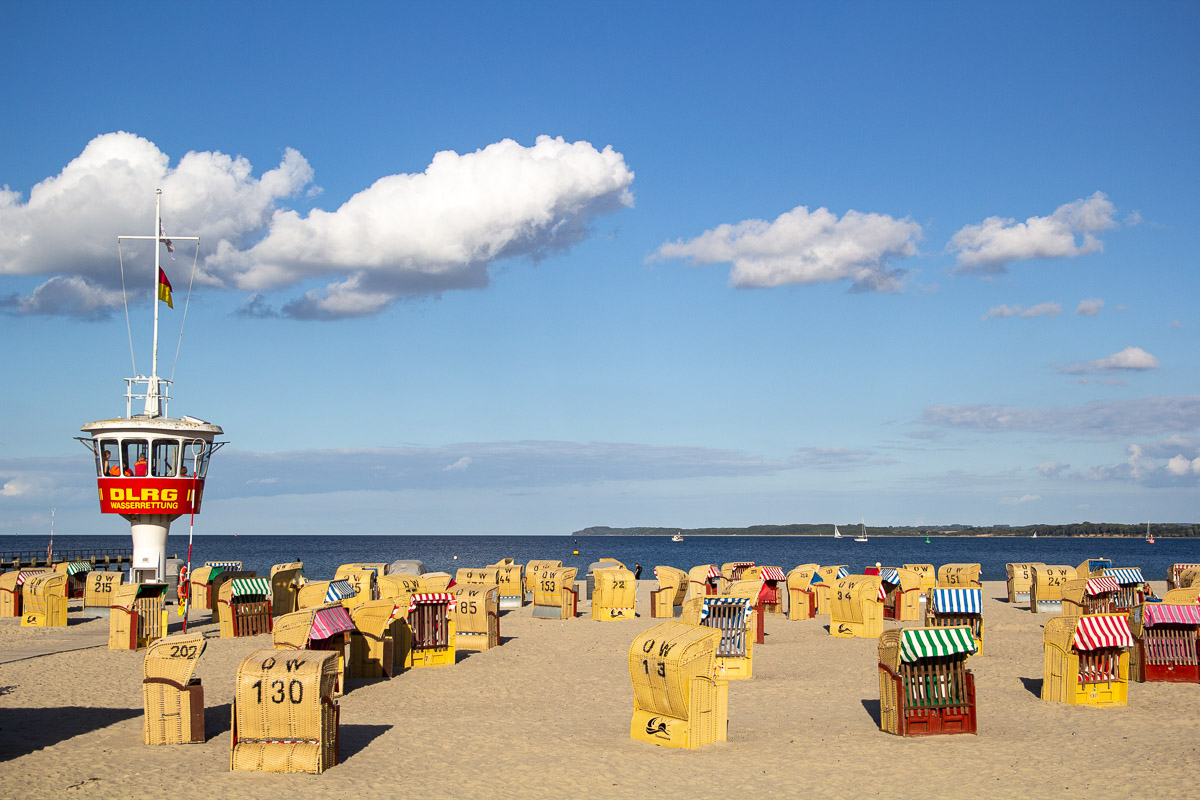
xmin=574 ymin=523 xmax=1199 ymax=538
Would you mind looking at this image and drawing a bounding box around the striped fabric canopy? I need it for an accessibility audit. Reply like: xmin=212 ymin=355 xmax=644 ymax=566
xmin=728 ymin=562 xmax=754 ymax=571
xmin=699 ymin=596 xmax=752 ymax=620
xmin=931 ymin=588 xmax=982 ymax=614
xmin=16 ymin=569 xmax=48 ymax=585
xmin=325 ymin=579 xmax=356 ymax=602
xmin=1104 ymin=568 xmax=1145 ymax=585
xmin=899 ymin=626 xmax=977 ymax=662
xmin=836 ymin=566 xmax=850 ymax=579
xmin=759 ymin=566 xmax=786 ymax=582
xmin=310 ymin=605 xmax=354 ymax=640
xmin=1073 ymin=614 xmax=1134 ymax=651
xmin=230 ymin=578 xmax=271 ymax=598
xmin=1144 ymin=603 xmax=1200 ymax=627
xmin=63 ymin=561 xmax=93 ymax=575
xmin=1085 ymin=576 xmax=1121 ymax=596
xmin=878 ymin=568 xmax=901 ymax=586
xmin=705 ymin=565 xmax=721 ymax=579
xmin=407 ymin=592 xmax=455 ymax=612
xmin=205 ymin=561 xmax=241 ymax=568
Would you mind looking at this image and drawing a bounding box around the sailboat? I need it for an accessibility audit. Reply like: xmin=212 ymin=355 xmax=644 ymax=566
xmin=1146 ymin=521 xmax=1154 ymax=544
xmin=671 ymin=531 xmax=683 ymax=542
xmin=1032 ymin=531 xmax=1038 ymax=538
xmin=833 ymin=525 xmax=842 ymax=539
xmin=854 ymin=518 xmax=868 ymax=542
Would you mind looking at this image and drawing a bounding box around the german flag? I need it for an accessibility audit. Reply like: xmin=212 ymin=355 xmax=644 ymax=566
xmin=158 ymin=267 xmax=174 ymax=308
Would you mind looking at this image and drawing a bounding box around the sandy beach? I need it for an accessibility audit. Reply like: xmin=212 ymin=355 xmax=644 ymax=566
xmin=1 ymin=579 xmax=1196 ymax=799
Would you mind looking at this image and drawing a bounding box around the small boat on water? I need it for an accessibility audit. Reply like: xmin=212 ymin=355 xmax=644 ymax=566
xmin=854 ymin=518 xmax=868 ymax=542
xmin=1146 ymin=521 xmax=1154 ymax=544
xmin=671 ymin=532 xmax=683 ymax=542
xmin=833 ymin=526 xmax=842 ymax=539
xmin=1032 ymin=532 xmax=1038 ymax=539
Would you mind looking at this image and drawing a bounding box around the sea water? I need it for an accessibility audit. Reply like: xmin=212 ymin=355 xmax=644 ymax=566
xmin=24 ymin=533 xmax=1200 ymax=583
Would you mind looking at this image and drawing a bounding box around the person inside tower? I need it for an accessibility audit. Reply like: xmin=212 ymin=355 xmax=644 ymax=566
xmin=103 ymin=450 xmax=120 ymax=476
xmin=134 ymin=452 xmax=148 ymax=476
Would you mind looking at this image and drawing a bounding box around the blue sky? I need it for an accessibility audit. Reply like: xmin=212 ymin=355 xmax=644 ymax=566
xmin=1 ymin=2 xmax=1197 ymax=536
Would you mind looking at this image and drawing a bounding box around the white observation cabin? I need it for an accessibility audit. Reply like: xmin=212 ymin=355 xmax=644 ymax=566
xmin=77 ymin=191 xmax=224 ymax=583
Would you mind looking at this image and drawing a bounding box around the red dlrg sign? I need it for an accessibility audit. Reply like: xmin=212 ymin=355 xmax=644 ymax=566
xmin=96 ymin=478 xmax=204 ymax=515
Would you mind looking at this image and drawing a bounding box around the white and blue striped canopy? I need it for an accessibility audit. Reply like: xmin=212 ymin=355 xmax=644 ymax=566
xmin=699 ymin=596 xmax=752 ymax=620
xmin=900 ymin=626 xmax=976 ymax=662
xmin=836 ymin=566 xmax=850 ymax=579
xmin=1104 ymin=567 xmax=1145 ymax=585
xmin=230 ymin=578 xmax=271 ymax=598
xmin=878 ymin=568 xmax=901 ymax=585
xmin=325 ymin=579 xmax=356 ymax=602
xmin=931 ymin=588 xmax=982 ymax=614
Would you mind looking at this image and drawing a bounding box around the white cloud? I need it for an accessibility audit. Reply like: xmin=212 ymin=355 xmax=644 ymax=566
xmin=1037 ymin=461 xmax=1068 ymax=477
xmin=1000 ymin=494 xmax=1041 ymax=505
xmin=921 ymin=396 xmax=1200 ymax=439
xmin=0 ymin=132 xmax=312 ymax=291
xmin=1060 ymin=346 xmax=1160 ymax=375
xmin=981 ymin=301 xmax=1061 ymax=321
xmin=1166 ymin=455 xmax=1200 ymax=476
xmin=221 ymin=135 xmax=635 ymax=318
xmin=948 ymin=191 xmax=1117 ymax=273
xmin=1075 ymin=298 xmax=1104 ymax=316
xmin=4 ymin=275 xmax=126 ymax=318
xmin=444 ymin=456 xmax=472 ymax=472
xmin=1 ymin=132 xmax=634 ymax=320
xmin=653 ymin=205 xmax=921 ymax=292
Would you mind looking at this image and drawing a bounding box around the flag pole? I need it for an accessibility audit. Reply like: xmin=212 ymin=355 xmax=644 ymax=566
xmin=46 ymin=507 xmax=55 ymax=565
xmin=181 ymin=439 xmax=201 ymax=631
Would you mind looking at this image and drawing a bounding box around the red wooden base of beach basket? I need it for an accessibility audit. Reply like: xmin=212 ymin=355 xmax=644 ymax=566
xmin=881 ymin=667 xmax=977 ymax=736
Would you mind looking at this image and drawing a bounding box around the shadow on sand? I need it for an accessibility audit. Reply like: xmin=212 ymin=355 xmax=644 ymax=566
xmin=0 ymin=706 xmax=141 ymax=761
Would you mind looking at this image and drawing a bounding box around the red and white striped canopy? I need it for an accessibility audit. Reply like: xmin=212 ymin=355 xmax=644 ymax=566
xmin=759 ymin=566 xmax=786 ymax=582
xmin=1084 ymin=576 xmax=1120 ymax=596
xmin=407 ymin=592 xmax=455 ymax=612
xmin=1144 ymin=603 xmax=1200 ymax=627
xmin=1073 ymin=614 xmax=1134 ymax=651
xmin=16 ymin=569 xmax=48 ymax=585
xmin=705 ymin=565 xmax=720 ymax=579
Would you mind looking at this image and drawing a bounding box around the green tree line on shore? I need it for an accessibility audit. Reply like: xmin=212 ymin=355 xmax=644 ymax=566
xmin=574 ymin=522 xmax=1199 ymax=538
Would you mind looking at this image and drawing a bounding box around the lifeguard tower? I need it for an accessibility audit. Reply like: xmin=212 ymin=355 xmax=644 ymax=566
xmin=78 ymin=192 xmax=224 ymax=585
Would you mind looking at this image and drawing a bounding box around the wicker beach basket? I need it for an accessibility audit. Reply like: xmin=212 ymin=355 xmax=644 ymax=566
xmin=270 ymin=564 xmax=304 ymax=616
xmin=532 ymin=566 xmax=578 ymax=619
xmin=786 ymin=567 xmax=817 ymax=620
xmin=651 ymin=566 xmax=688 ymax=618
xmin=347 ymin=598 xmax=403 ymax=678
xmin=84 ymin=571 xmax=123 ymax=608
xmin=1005 ymin=562 xmax=1045 ymax=603
xmin=830 ymin=575 xmax=884 ymax=639
xmin=591 ymin=567 xmax=637 ymax=621
xmin=925 ymin=588 xmax=984 ymax=653
xmin=143 ymin=633 xmax=206 ymax=744
xmin=1029 ymin=565 xmax=1077 ymax=613
xmin=21 ymin=572 xmax=68 ymax=627
xmin=936 ymin=563 xmax=981 ymax=588
xmin=109 ymin=583 xmax=169 ymax=649
xmin=231 ymin=649 xmax=339 ymax=773
xmin=492 ymin=563 xmax=525 ymax=609
xmin=684 ymin=565 xmax=719 ymax=603
xmin=1041 ymin=614 xmax=1131 ymax=706
xmin=814 ymin=565 xmax=849 ymax=615
xmin=629 ymin=621 xmax=727 ymax=749
xmin=450 ymin=584 xmax=499 ymax=651
xmin=901 ymin=564 xmax=937 ymax=596
xmin=454 ymin=567 xmax=499 ymax=587
xmin=524 ymin=560 xmax=562 ymax=598
xmin=878 ymin=626 xmax=977 ymax=736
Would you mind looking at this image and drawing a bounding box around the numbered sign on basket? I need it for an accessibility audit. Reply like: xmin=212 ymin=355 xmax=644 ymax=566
xmin=231 ymin=649 xmax=339 ymax=774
